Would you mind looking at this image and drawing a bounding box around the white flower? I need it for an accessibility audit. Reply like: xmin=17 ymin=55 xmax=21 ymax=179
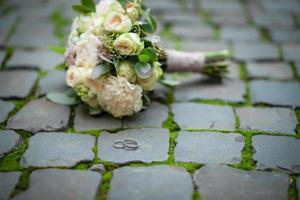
xmin=74 ymin=33 xmax=101 ymax=68
xmin=97 ymin=76 xmax=143 ymax=117
xmin=127 ymin=1 xmax=140 ymax=21
xmin=113 ymin=33 xmax=144 ymax=55
xmin=117 ymin=61 xmax=136 ymax=83
xmin=96 ymin=0 xmax=124 ymax=20
xmin=104 ymin=12 xmax=132 ymax=33
xmin=66 ymin=67 xmax=92 ymax=87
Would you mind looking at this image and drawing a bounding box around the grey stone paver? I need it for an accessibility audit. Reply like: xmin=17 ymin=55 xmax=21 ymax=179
xmin=98 ymin=128 xmax=169 ymax=164
xmin=74 ymin=105 xmax=122 ymax=131
xmin=250 ymin=80 xmax=300 ymax=107
xmin=172 ymin=24 xmax=215 ymax=39
xmin=211 ymin=14 xmax=248 ymax=26
xmin=21 ymin=132 xmax=95 ymax=167
xmin=172 ymin=103 xmax=235 ymax=130
xmin=12 ymin=169 xmax=102 ymax=200
xmin=7 ymin=99 xmax=70 ymax=133
xmin=37 ymin=70 xmax=68 ymax=96
xmin=108 ymin=165 xmax=193 ymax=200
xmin=282 ymin=44 xmax=300 ymax=62
xmin=0 ymin=171 xmax=22 ymax=200
xmin=0 ymin=130 xmax=22 ymax=159
xmin=221 ymin=26 xmax=261 ymax=42
xmin=271 ymin=29 xmax=300 ymax=43
xmin=233 ymin=43 xmax=279 ymax=61
xmin=253 ymin=135 xmax=300 ymax=173
xmin=181 ymin=40 xmax=228 ymax=52
xmin=252 ymin=13 xmax=295 ymax=28
xmin=7 ymin=50 xmax=64 ymax=70
xmin=123 ymin=102 xmax=168 ymax=128
xmin=150 ymin=83 xmax=169 ymax=101
xmin=202 ymin=1 xmax=244 ymax=14
xmin=0 ymin=100 xmax=15 ymax=123
xmin=7 ymin=27 xmax=58 ymax=49
xmin=236 ymin=107 xmax=297 ymax=134
xmin=175 ymin=131 xmax=244 ymax=164
xmin=0 ymin=70 xmax=39 ymax=98
xmin=194 ymin=165 xmax=289 ymax=200
xmin=246 ymin=62 xmax=294 ymax=80
xmin=174 ymin=79 xmax=246 ymax=102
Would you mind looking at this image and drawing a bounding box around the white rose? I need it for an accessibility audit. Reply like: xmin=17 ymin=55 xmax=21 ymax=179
xmin=127 ymin=1 xmax=140 ymax=21
xmin=74 ymin=33 xmax=101 ymax=68
xmin=104 ymin=12 xmax=132 ymax=33
xmin=66 ymin=67 xmax=92 ymax=87
xmin=96 ymin=0 xmax=124 ymax=20
xmin=113 ymin=33 xmax=144 ymax=55
xmin=97 ymin=76 xmax=143 ymax=117
xmin=117 ymin=61 xmax=136 ymax=83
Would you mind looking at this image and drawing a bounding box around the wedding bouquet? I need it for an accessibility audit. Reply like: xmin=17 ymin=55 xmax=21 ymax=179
xmin=48 ymin=0 xmax=230 ymax=118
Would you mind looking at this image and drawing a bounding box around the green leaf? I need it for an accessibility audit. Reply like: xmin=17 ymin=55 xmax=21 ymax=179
xmin=160 ymin=78 xmax=180 ymax=87
xmin=116 ymin=0 xmax=129 ymax=10
xmin=141 ymin=10 xmax=157 ymax=33
xmin=47 ymin=92 xmax=79 ymax=106
xmin=91 ymin=64 xmax=112 ymax=80
xmin=135 ymin=62 xmax=153 ymax=79
xmin=138 ymin=54 xmax=150 ymax=63
xmin=72 ymin=4 xmax=93 ymax=14
xmin=81 ymin=0 xmax=96 ymax=12
xmin=48 ymin=45 xmax=65 ymax=55
xmin=139 ymin=48 xmax=157 ymax=63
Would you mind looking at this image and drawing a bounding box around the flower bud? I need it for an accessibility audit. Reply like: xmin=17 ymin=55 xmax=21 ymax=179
xmin=137 ymin=62 xmax=163 ymax=91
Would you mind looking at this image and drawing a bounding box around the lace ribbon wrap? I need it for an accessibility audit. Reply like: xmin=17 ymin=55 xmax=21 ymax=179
xmin=166 ymin=50 xmax=206 ymax=72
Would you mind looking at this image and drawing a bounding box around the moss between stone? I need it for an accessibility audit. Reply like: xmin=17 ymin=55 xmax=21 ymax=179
xmin=0 ymin=131 xmax=31 ymax=171
xmin=97 ymin=171 xmax=113 ymax=200
xmin=10 ymin=170 xmax=31 ymax=198
xmin=296 ymin=109 xmax=300 ymax=138
xmin=193 ymin=191 xmax=203 ymax=200
xmin=288 ymin=175 xmax=298 ymax=200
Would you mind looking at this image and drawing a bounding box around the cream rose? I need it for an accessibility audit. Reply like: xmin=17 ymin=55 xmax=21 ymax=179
xmin=137 ymin=62 xmax=163 ymax=91
xmin=104 ymin=12 xmax=132 ymax=33
xmin=66 ymin=67 xmax=92 ymax=87
xmin=117 ymin=61 xmax=136 ymax=83
xmin=97 ymin=76 xmax=143 ymax=118
xmin=127 ymin=1 xmax=140 ymax=21
xmin=96 ymin=0 xmax=124 ymax=20
xmin=113 ymin=33 xmax=144 ymax=55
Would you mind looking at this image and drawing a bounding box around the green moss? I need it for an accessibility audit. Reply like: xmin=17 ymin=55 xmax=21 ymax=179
xmin=239 ymin=62 xmax=247 ymax=80
xmin=166 ymin=131 xmax=179 ymax=164
xmin=10 ymin=170 xmax=31 ymax=197
xmin=193 ymin=191 xmax=203 ymax=200
xmin=74 ymin=162 xmax=91 ymax=170
xmin=289 ymin=62 xmax=299 ymax=80
xmin=260 ymin=28 xmax=271 ymax=42
xmin=296 ymin=109 xmax=300 ymax=138
xmin=97 ymin=171 xmax=113 ymax=200
xmin=214 ymin=25 xmax=221 ymax=40
xmin=0 ymin=131 xmax=31 ymax=171
xmin=232 ymin=131 xmax=255 ymax=170
xmin=39 ymin=70 xmax=48 ymax=79
xmin=288 ymin=175 xmax=298 ymax=200
xmin=192 ymin=99 xmax=241 ymax=107
xmin=174 ymin=162 xmax=202 ymax=173
xmin=163 ymin=112 xmax=180 ymax=132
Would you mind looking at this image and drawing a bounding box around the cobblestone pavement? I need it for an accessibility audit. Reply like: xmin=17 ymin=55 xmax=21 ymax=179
xmin=0 ymin=0 xmax=300 ymax=199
